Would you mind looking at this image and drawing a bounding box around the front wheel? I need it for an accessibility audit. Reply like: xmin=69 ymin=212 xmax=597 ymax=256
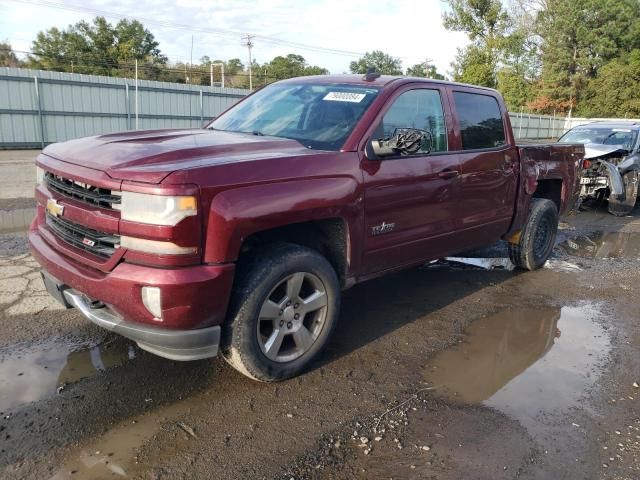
xmin=508 ymin=198 xmax=559 ymax=271
xmin=221 ymin=243 xmax=340 ymax=382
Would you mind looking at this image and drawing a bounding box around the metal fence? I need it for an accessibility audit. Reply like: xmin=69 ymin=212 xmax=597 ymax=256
xmin=0 ymin=67 xmax=249 ymax=148
xmin=510 ymin=111 xmax=640 ymax=140
xmin=2 ymin=67 xmax=639 ymax=148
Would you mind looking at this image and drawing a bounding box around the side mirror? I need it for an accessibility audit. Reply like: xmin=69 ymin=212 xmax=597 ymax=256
xmin=369 ymin=128 xmax=433 ymax=159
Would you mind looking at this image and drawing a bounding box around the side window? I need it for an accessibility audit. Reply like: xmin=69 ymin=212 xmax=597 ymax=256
xmin=453 ymin=92 xmax=506 ymax=150
xmin=381 ymin=89 xmax=448 ymax=153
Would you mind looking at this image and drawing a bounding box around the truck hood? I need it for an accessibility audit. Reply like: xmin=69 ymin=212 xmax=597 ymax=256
xmin=43 ymin=128 xmax=315 ymax=184
xmin=583 ymin=143 xmax=629 ymax=160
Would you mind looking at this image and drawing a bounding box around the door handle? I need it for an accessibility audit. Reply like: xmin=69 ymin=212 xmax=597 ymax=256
xmin=438 ymin=169 xmax=460 ymax=179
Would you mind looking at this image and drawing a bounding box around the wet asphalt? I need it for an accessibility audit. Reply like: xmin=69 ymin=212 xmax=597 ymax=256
xmin=0 ymin=200 xmax=639 ymax=480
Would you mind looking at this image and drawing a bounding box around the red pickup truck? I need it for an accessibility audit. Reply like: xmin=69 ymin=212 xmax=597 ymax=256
xmin=30 ymin=74 xmax=583 ymax=381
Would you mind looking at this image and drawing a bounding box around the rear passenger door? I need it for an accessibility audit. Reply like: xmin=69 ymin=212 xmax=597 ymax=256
xmin=448 ymin=88 xmax=518 ymax=244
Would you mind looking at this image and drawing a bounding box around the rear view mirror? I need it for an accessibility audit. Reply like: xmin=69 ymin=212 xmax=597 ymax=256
xmin=370 ymin=128 xmax=433 ymax=158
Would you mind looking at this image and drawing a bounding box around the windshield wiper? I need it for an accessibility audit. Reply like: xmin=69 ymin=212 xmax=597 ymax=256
xmin=252 ymin=130 xmax=264 ymax=136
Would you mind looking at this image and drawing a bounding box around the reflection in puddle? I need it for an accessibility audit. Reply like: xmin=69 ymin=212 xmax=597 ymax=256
xmin=424 ymin=305 xmax=610 ymax=435
xmin=560 ymin=231 xmax=640 ymax=259
xmin=50 ymin=396 xmax=191 ymax=480
xmin=49 ymin=413 xmax=161 ymax=480
xmin=0 ymin=339 xmax=135 ymax=411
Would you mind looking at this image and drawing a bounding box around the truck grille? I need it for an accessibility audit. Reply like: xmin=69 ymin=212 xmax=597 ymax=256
xmin=46 ymin=213 xmax=120 ymax=258
xmin=45 ymin=172 xmax=121 ymax=209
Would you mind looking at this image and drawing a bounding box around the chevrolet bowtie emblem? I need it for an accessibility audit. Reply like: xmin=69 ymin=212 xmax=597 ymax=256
xmin=46 ymin=198 xmax=64 ymax=217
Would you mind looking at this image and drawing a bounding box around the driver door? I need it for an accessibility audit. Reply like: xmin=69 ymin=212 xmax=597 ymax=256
xmin=361 ymin=86 xmax=463 ymax=275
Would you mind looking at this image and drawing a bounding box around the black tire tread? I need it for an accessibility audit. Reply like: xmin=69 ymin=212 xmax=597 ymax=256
xmin=508 ymin=198 xmax=558 ymax=271
xmin=221 ymin=242 xmax=339 ymax=382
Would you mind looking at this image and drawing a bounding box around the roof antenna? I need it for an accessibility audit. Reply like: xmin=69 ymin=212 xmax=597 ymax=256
xmin=363 ymin=68 xmax=381 ymax=82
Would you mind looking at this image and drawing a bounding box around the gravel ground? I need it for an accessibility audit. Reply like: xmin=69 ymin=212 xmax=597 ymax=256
xmin=0 ymin=202 xmax=638 ymax=480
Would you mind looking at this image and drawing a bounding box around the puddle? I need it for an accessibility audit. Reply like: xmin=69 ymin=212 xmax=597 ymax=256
xmin=424 ymin=304 xmax=611 ymax=436
xmin=49 ymin=412 xmax=162 ymax=480
xmin=0 ymin=338 xmax=135 ymax=411
xmin=49 ymin=394 xmax=192 ymax=480
xmin=560 ymin=230 xmax=640 ymax=259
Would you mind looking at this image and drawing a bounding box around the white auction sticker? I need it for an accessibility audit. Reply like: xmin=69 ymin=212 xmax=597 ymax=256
xmin=323 ymin=91 xmax=366 ymax=103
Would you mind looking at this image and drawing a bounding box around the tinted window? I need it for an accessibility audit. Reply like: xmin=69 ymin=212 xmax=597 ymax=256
xmin=381 ymin=89 xmax=447 ymax=153
xmin=453 ymin=92 xmax=505 ymax=150
xmin=210 ymin=83 xmax=379 ymax=151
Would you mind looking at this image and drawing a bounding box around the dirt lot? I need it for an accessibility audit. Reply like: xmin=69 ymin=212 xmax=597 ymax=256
xmin=0 ymin=199 xmax=639 ymax=480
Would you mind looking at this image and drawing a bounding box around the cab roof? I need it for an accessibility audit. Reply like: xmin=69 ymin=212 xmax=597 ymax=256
xmin=276 ymin=74 xmax=501 ymax=94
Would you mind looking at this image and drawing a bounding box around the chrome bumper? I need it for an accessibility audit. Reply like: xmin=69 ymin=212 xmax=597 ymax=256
xmin=62 ymin=289 xmax=220 ymax=361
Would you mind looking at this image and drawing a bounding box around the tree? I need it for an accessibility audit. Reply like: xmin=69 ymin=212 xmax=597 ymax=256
xmin=580 ymin=49 xmax=640 ymax=117
xmin=349 ymin=50 xmax=402 ymax=75
xmin=451 ymin=44 xmax=497 ymax=86
xmin=533 ymin=0 xmax=640 ymax=113
xmin=406 ymin=62 xmax=446 ymax=79
xmin=443 ymin=0 xmax=512 ymax=87
xmin=0 ymin=41 xmax=21 ymax=67
xmin=29 ymin=16 xmax=167 ymax=78
xmin=263 ymin=54 xmax=328 ymax=81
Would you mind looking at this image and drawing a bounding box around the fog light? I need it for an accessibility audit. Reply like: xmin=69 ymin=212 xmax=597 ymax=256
xmin=141 ymin=286 xmax=162 ymax=320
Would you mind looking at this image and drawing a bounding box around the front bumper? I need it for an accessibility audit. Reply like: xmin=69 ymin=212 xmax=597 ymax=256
xmin=61 ymin=286 xmax=220 ymax=361
xmin=29 ymin=225 xmax=235 ymax=360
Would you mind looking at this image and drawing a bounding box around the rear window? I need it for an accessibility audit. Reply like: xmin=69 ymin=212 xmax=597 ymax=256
xmin=453 ymin=92 xmax=506 ymax=150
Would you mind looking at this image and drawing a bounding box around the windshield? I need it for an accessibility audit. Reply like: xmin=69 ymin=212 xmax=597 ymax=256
xmin=209 ymin=83 xmax=380 ymax=151
xmin=558 ymin=127 xmax=638 ymax=151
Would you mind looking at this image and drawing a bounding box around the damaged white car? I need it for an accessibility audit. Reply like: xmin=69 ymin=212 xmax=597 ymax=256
xmin=558 ymin=121 xmax=640 ymax=216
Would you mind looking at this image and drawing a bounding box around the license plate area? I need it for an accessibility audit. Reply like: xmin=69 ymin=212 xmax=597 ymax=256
xmin=580 ymin=176 xmax=608 ymax=185
xmin=41 ymin=271 xmax=72 ymax=308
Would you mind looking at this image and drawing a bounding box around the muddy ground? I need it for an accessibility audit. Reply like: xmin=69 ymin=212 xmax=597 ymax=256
xmin=0 ymin=201 xmax=639 ymax=480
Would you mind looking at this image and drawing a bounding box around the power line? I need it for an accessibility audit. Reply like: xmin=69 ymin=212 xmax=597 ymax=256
xmin=1 ymin=0 xmax=372 ymax=58
xmin=0 ymin=46 xmax=306 ymax=85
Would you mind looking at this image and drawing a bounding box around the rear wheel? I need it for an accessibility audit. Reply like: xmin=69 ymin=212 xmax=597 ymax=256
xmin=508 ymin=198 xmax=559 ymax=271
xmin=221 ymin=243 xmax=340 ymax=382
xmin=607 ymin=170 xmax=639 ymax=217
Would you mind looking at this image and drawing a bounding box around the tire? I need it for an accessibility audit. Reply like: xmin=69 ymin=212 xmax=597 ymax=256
xmin=607 ymin=170 xmax=639 ymax=217
xmin=508 ymin=198 xmax=559 ymax=271
xmin=221 ymin=243 xmax=340 ymax=382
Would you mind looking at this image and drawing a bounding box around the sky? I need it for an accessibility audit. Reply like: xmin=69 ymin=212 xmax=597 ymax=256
xmin=0 ymin=0 xmax=469 ymax=76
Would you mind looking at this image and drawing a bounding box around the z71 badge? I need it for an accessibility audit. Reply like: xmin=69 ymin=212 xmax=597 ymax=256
xmin=371 ymin=222 xmax=396 ymax=236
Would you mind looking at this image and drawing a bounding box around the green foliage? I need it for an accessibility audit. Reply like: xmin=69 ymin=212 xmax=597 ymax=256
xmin=0 ymin=41 xmax=21 ymax=67
xmin=443 ymin=0 xmax=512 ymax=87
xmin=580 ymin=49 xmax=640 ymax=117
xmin=534 ymin=0 xmax=640 ymax=113
xmin=406 ymin=63 xmax=446 ymax=79
xmin=451 ymin=45 xmax=497 ymax=87
xmin=496 ymin=67 xmax=533 ymax=109
xmin=29 ymin=16 xmax=166 ymax=78
xmin=349 ymin=50 xmax=403 ymax=75
xmin=263 ymin=54 xmax=328 ymax=81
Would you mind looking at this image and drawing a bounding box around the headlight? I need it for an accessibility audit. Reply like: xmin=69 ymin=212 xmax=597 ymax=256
xmin=119 ymin=192 xmax=197 ymax=226
xmin=120 ymin=236 xmax=197 ymax=255
xmin=36 ymin=166 xmax=45 ymax=185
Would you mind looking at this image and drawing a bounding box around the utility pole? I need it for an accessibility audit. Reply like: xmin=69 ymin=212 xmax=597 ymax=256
xmin=242 ymin=34 xmax=254 ymax=90
xmin=189 ymin=35 xmax=194 ymax=84
xmin=135 ymin=58 xmax=139 ymax=130
xmin=423 ymin=58 xmax=432 ymax=78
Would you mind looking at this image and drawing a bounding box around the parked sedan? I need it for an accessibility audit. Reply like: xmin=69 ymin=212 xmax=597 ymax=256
xmin=558 ymin=121 xmax=640 ymax=216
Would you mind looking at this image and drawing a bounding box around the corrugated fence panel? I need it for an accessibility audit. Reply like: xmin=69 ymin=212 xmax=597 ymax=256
xmin=4 ymin=66 xmax=638 ymax=148
xmin=0 ymin=67 xmax=249 ymax=148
